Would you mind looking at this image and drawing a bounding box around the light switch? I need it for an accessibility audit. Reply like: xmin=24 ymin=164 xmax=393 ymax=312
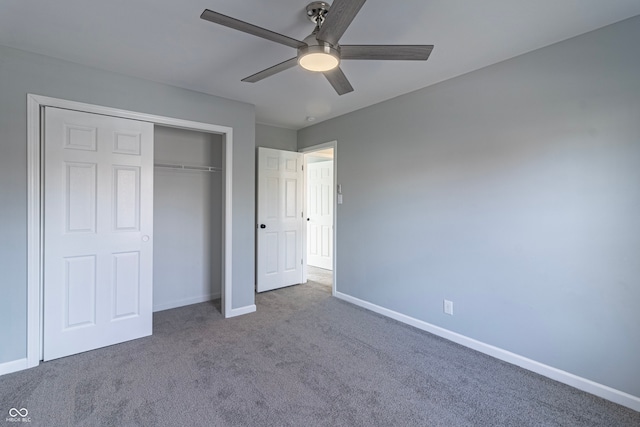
xmin=337 ymin=194 xmax=343 ymax=204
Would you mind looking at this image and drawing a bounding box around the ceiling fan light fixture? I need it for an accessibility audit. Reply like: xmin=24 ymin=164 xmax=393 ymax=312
xmin=298 ymin=44 xmax=340 ymax=72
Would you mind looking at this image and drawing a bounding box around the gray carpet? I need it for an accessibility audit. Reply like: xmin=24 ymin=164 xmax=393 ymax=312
xmin=1 ymin=273 xmax=638 ymax=426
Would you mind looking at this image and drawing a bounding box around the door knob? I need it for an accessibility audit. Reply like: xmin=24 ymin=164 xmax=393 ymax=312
xmin=260 ymin=224 xmax=266 ymax=229
xmin=142 ymin=235 xmax=150 ymax=242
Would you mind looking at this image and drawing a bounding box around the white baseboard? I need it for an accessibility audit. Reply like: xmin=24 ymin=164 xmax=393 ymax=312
xmin=335 ymin=291 xmax=640 ymax=413
xmin=226 ymin=304 xmax=256 ymax=318
xmin=153 ymin=293 xmax=220 ymax=313
xmin=0 ymin=358 xmax=28 ymax=377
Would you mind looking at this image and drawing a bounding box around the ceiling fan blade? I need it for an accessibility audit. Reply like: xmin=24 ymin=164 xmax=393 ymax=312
xmin=341 ymin=45 xmax=434 ymax=61
xmin=316 ymin=0 xmax=367 ymax=46
xmin=201 ymin=9 xmax=305 ymax=49
xmin=323 ymin=67 xmax=354 ymax=95
xmin=242 ymin=57 xmax=298 ymax=83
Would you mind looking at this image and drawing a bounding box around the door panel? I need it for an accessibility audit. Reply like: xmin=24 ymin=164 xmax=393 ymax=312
xmin=284 ymin=231 xmax=298 ymax=271
xmin=112 ymin=251 xmax=141 ymax=319
xmin=44 ymin=107 xmax=153 ymax=361
xmin=66 ymin=162 xmax=97 ymax=232
xmin=64 ymin=255 xmax=97 ymax=328
xmin=113 ymin=166 xmax=140 ymax=230
xmin=257 ymin=147 xmax=304 ymax=292
xmin=307 ymin=160 xmax=334 ymax=270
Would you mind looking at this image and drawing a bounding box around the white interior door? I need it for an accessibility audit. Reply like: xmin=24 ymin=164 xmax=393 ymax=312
xmin=307 ymin=160 xmax=334 ymax=270
xmin=43 ymin=107 xmax=154 ymax=361
xmin=257 ymin=147 xmax=304 ymax=292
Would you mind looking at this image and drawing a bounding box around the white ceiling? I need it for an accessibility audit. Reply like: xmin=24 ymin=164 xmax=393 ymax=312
xmin=1 ymin=1 xmax=639 ymax=129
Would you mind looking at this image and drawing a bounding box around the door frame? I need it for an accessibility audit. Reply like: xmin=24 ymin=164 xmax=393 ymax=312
xmin=300 ymin=141 xmax=337 ymax=296
xmin=26 ymin=94 xmax=234 ymax=368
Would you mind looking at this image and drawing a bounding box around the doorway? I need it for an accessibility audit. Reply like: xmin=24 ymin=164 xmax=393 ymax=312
xmin=301 ymin=141 xmax=337 ymax=295
xmin=153 ymin=126 xmax=224 ymax=312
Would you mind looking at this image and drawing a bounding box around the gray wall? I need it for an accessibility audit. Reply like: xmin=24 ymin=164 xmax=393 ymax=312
xmin=154 ymin=126 xmax=223 ymax=311
xmin=0 ymin=45 xmax=256 ymax=365
xmin=298 ymin=16 xmax=640 ymax=397
xmin=256 ymin=123 xmax=297 ymax=151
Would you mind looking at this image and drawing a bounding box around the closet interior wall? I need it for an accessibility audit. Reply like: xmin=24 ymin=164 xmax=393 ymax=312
xmin=153 ymin=125 xmax=223 ymax=312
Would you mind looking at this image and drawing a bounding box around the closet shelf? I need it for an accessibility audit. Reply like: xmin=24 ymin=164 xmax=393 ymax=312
xmin=154 ymin=163 xmax=223 ymax=173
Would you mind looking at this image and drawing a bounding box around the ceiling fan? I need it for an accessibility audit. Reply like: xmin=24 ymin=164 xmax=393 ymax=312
xmin=200 ymin=0 xmax=434 ymax=95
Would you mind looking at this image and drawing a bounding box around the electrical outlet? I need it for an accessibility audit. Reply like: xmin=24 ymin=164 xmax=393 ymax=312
xmin=443 ymin=299 xmax=454 ymax=315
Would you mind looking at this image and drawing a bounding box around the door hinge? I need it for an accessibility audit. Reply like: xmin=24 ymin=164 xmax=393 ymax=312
xmin=302 ymin=165 xmax=304 ymax=171
xmin=301 ymin=259 xmax=303 ymax=265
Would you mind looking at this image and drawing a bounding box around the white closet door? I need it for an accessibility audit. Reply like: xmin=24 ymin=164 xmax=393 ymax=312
xmin=257 ymin=147 xmax=304 ymax=292
xmin=43 ymin=107 xmax=154 ymax=361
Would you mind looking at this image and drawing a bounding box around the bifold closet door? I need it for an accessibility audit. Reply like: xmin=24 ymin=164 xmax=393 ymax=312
xmin=43 ymin=107 xmax=154 ymax=361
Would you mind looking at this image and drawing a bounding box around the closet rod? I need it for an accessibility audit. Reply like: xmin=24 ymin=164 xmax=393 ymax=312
xmin=154 ymin=163 xmax=223 ymax=173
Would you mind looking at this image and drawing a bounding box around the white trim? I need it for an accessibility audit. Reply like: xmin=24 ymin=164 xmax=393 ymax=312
xmin=299 ymin=141 xmax=338 ymax=297
xmin=335 ymin=291 xmax=640 ymax=412
xmin=226 ymin=304 xmax=257 ymax=318
xmin=26 ymin=94 xmax=236 ymax=374
xmin=222 ymin=130 xmax=233 ymax=318
xmin=26 ymin=97 xmax=42 ymax=368
xmin=0 ymin=358 xmax=29 ymax=376
xmin=153 ymin=293 xmax=221 ymax=313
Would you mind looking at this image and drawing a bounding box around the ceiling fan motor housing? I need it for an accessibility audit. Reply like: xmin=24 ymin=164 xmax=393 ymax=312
xmin=306 ymin=1 xmax=331 ymax=24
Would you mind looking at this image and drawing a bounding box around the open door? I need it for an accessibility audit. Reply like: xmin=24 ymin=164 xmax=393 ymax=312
xmin=306 ymin=159 xmax=334 ymax=270
xmin=43 ymin=107 xmax=154 ymax=360
xmin=256 ymin=147 xmax=304 ymax=292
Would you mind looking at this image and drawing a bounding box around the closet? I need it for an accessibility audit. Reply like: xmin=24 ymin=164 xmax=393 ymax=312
xmin=153 ymin=126 xmax=223 ymax=312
